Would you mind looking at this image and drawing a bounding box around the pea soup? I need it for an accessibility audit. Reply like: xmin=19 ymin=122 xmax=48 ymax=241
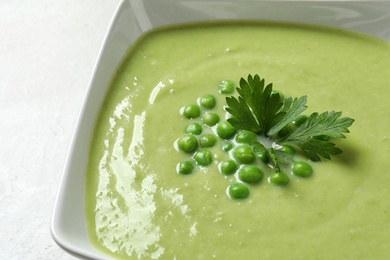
xmin=85 ymin=21 xmax=390 ymax=259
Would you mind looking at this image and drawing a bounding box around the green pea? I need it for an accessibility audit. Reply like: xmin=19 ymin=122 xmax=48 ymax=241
xmin=252 ymin=143 xmax=269 ymax=163
xmin=185 ymin=123 xmax=202 ymax=135
xmin=278 ymin=145 xmax=295 ymax=155
xmin=202 ymin=112 xmax=220 ymax=127
xmin=199 ymin=134 xmax=217 ymax=148
xmin=235 ymin=130 xmax=258 ymax=144
xmin=219 ymin=80 xmax=235 ymax=94
xmin=182 ymin=104 xmax=200 ymax=119
xmin=269 ymin=172 xmax=289 ymax=185
xmin=278 ymin=122 xmax=296 ymax=138
xmin=238 ymin=165 xmax=263 ymax=184
xmin=221 ymin=141 xmax=234 ymax=152
xmin=232 ymin=145 xmax=255 ymax=164
xmin=227 ymin=183 xmax=250 ymax=199
xmin=177 ymin=134 xmax=198 ymax=153
xmin=176 ymin=161 xmax=194 ymax=175
xmin=219 ymin=160 xmax=237 ymax=175
xmin=293 ymin=115 xmax=308 ymax=126
xmin=199 ymin=94 xmax=216 ymax=109
xmin=193 ymin=149 xmax=213 ymax=166
xmin=216 ymin=121 xmax=237 ymax=139
xmin=256 ymin=149 xmax=269 ymax=164
xmin=252 ymin=142 xmax=266 ymax=153
xmin=292 ymin=161 xmax=313 ymax=177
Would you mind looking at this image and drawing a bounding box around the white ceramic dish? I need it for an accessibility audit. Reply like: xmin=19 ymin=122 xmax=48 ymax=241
xmin=51 ymin=1 xmax=390 ymax=259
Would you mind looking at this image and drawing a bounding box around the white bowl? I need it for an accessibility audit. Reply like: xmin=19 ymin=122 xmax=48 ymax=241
xmin=51 ymin=0 xmax=390 ymax=259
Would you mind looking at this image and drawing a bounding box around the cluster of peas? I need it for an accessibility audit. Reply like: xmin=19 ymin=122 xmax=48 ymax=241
xmin=175 ymin=80 xmax=313 ymax=200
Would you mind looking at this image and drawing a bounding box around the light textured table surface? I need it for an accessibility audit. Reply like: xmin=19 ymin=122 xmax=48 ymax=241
xmin=0 ymin=0 xmax=121 ymax=259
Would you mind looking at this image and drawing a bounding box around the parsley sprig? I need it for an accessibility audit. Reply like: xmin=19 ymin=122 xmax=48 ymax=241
xmin=226 ymin=74 xmax=354 ymax=161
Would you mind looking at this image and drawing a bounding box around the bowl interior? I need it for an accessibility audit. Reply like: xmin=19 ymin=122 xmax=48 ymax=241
xmin=51 ymin=0 xmax=390 ymax=259
xmin=139 ymin=0 xmax=390 ymax=40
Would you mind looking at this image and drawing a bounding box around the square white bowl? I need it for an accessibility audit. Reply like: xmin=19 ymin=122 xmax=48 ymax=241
xmin=51 ymin=1 xmax=390 ymax=259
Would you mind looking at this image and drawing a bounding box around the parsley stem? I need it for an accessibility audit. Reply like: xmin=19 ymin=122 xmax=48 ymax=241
xmin=268 ymin=148 xmax=281 ymax=173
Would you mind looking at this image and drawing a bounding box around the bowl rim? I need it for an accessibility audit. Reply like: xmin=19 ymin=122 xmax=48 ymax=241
xmin=50 ymin=0 xmax=130 ymax=259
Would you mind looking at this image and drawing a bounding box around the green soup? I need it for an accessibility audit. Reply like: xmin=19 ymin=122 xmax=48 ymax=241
xmin=85 ymin=22 xmax=390 ymax=259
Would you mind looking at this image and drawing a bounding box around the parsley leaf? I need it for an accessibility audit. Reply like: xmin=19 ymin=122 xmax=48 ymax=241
xmin=267 ymin=96 xmax=308 ymax=137
xmin=225 ymin=74 xmax=355 ymax=161
xmin=226 ymin=75 xmax=285 ymax=135
xmin=278 ymin=111 xmax=355 ymax=161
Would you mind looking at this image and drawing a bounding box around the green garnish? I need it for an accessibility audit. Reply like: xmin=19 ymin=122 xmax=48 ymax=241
xmin=175 ymin=74 xmax=355 ymax=200
xmin=278 ymin=111 xmax=354 ymax=161
xmin=226 ymin=74 xmax=354 ymax=161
